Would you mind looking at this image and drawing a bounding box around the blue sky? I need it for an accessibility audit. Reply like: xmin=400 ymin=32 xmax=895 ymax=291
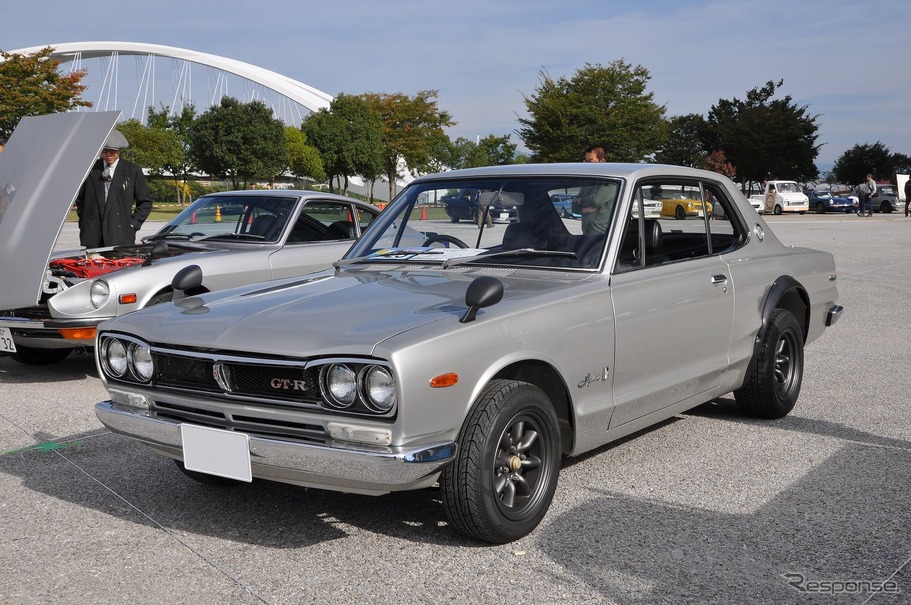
xmin=4 ymin=0 xmax=909 ymax=169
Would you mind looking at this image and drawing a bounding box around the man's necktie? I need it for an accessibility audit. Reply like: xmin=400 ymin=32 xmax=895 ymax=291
xmin=102 ymin=164 xmax=112 ymax=200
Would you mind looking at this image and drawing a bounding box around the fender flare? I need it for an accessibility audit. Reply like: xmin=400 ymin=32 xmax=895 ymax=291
xmin=746 ymin=276 xmax=809 ymax=377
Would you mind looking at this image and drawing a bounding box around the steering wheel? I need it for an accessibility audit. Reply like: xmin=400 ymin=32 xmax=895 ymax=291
xmin=422 ymin=234 xmax=469 ymax=248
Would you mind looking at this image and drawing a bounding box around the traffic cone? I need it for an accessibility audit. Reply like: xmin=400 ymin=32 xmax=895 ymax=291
xmin=215 ymin=205 xmax=222 ymax=222
xmin=421 ymin=205 xmax=427 ymax=220
xmin=190 ymin=211 xmax=197 ymax=224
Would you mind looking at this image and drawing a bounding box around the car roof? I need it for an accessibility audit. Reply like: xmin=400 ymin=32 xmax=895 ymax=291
xmin=0 ymin=111 xmax=120 ymax=309
xmin=411 ymin=162 xmax=733 ymax=184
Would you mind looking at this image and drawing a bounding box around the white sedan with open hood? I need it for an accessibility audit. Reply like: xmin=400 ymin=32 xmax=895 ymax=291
xmin=0 ymin=112 xmax=379 ymax=365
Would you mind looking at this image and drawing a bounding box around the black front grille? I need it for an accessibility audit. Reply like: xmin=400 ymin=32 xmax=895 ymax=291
xmin=157 ymin=355 xmax=218 ymax=391
xmin=232 ymin=364 xmax=321 ymax=402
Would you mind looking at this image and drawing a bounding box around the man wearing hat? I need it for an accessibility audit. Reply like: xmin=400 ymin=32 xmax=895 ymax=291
xmin=75 ymin=129 xmax=152 ymax=247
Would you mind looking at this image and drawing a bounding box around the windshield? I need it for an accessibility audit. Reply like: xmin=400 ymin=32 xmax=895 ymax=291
xmin=344 ymin=176 xmax=621 ymax=270
xmin=150 ymin=195 xmax=297 ymax=242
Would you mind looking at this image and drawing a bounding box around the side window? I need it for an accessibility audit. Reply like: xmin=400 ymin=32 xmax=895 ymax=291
xmin=289 ymin=201 xmax=358 ymax=243
xmin=615 ymin=179 xmax=745 ymax=273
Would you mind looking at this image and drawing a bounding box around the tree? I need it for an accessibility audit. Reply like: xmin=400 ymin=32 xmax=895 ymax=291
xmin=450 ymin=134 xmax=518 ymax=169
xmin=655 ymin=114 xmax=708 ymax=167
xmin=302 ymin=93 xmax=383 ymax=195
xmin=285 ymin=126 xmax=326 ymax=185
xmin=361 ymin=90 xmax=455 ymax=200
xmin=0 ymin=47 xmax=92 ymax=139
xmin=517 ymin=61 xmax=667 ymax=163
xmin=147 ymin=104 xmax=198 ymax=204
xmin=832 ymin=142 xmax=898 ymax=185
xmin=705 ymin=80 xmax=820 ymax=190
xmin=117 ymin=117 xmax=189 ymax=204
xmin=187 ymin=97 xmax=286 ymax=189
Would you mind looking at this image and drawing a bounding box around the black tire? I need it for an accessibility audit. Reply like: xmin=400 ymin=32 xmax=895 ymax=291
xmin=450 ymin=216 xmax=460 ymax=223
xmin=815 ymin=203 xmax=826 ymax=214
xmin=11 ymin=345 xmax=72 ymax=365
xmin=881 ymin=202 xmax=892 ymax=213
xmin=735 ymin=309 xmax=804 ymax=419
xmin=440 ymin=380 xmax=561 ymax=544
xmin=422 ymin=234 xmax=469 ymax=248
xmin=773 ymin=205 xmax=783 ymax=215
xmin=174 ymin=459 xmax=244 ymax=486
xmin=147 ymin=291 xmax=174 ymax=306
xmin=675 ymin=205 xmax=686 ymax=220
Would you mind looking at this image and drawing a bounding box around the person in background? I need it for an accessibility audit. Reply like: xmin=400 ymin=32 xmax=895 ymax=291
xmin=575 ymin=144 xmax=614 ymax=234
xmin=904 ymin=177 xmax=911 ymax=217
xmin=854 ymin=174 xmax=877 ymax=217
xmin=75 ymin=129 xmax=152 ymax=247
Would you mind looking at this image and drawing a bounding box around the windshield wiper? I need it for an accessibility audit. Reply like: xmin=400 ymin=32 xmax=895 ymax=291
xmin=197 ymin=233 xmax=265 ymax=241
xmin=442 ymin=248 xmax=576 ymax=268
xmin=143 ymin=232 xmax=193 ymax=242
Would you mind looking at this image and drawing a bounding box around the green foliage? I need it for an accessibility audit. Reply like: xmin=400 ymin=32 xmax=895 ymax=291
xmin=450 ymin=134 xmax=519 ymax=169
xmin=0 ymin=47 xmax=92 ymax=138
xmin=656 ymin=114 xmax=708 ymax=167
xmin=187 ymin=97 xmax=287 ymax=189
xmin=302 ymin=93 xmax=383 ymax=194
xmin=284 ymin=127 xmax=326 ymax=184
xmin=147 ymin=178 xmax=220 ymax=205
xmin=832 ymin=142 xmax=898 ymax=185
xmin=705 ymin=80 xmax=819 ymax=187
xmin=361 ymin=90 xmax=455 ymax=199
xmin=517 ymin=61 xmax=667 ymax=163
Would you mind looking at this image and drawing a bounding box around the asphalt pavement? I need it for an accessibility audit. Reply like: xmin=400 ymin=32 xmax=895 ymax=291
xmin=3 ymin=212 xmax=910 ymax=604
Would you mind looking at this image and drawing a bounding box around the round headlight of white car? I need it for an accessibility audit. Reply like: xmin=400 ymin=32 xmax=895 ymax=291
xmin=128 ymin=342 xmax=154 ymax=382
xmin=103 ymin=338 xmax=127 ymax=377
xmin=323 ymin=363 xmax=357 ymax=408
xmin=90 ymin=280 xmax=111 ymax=309
xmin=362 ymin=366 xmax=395 ymax=413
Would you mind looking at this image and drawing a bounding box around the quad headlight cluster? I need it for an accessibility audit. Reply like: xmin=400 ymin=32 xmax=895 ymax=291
xmin=99 ymin=334 xmax=154 ymax=382
xmin=319 ymin=362 xmax=396 ymax=414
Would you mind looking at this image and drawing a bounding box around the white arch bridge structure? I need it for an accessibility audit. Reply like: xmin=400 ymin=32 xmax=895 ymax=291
xmin=10 ymin=41 xmax=334 ymax=127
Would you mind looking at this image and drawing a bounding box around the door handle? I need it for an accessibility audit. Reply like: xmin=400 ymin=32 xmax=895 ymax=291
xmin=711 ymin=274 xmax=728 ymax=286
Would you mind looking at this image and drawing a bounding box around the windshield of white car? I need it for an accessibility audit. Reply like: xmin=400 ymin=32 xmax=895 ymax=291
xmin=343 ymin=175 xmax=620 ymax=270
xmin=162 ymin=195 xmax=297 ymax=243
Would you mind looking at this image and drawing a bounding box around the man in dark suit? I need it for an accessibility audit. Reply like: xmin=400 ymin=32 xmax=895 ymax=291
xmin=75 ymin=129 xmax=152 ymax=247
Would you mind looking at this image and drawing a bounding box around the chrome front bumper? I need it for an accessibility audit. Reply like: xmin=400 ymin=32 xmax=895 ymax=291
xmin=95 ymin=401 xmax=457 ymax=495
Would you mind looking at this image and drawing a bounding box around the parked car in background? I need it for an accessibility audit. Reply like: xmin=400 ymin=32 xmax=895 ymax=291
xmin=0 ymin=113 xmax=379 ymax=365
xmin=806 ymin=189 xmax=853 ymax=213
xmin=550 ymin=193 xmax=580 ymax=218
xmin=93 ymin=162 xmax=842 ymax=544
xmin=871 ymin=183 xmax=899 ymax=213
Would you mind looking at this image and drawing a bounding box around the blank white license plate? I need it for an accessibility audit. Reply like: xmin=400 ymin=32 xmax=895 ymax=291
xmin=0 ymin=327 xmax=16 ymax=353
xmin=181 ymin=424 xmax=252 ymax=482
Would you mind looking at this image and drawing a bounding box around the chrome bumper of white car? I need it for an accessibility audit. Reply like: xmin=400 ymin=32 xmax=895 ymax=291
xmin=0 ymin=315 xmax=101 ymax=347
xmin=826 ymin=304 xmax=844 ymax=327
xmin=95 ymin=401 xmax=457 ymax=495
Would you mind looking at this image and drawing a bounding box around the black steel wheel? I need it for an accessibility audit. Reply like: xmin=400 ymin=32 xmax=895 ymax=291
xmin=675 ymin=205 xmax=686 ymax=220
xmin=440 ymin=380 xmax=561 ymax=543
xmin=735 ymin=308 xmax=804 ymax=418
xmin=815 ymin=203 xmax=826 ymax=214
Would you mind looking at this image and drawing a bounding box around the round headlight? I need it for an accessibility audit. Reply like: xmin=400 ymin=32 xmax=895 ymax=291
xmin=323 ymin=363 xmax=357 ymax=408
xmin=129 ymin=342 xmax=154 ymax=382
xmin=104 ymin=338 xmax=127 ymax=377
xmin=362 ymin=366 xmax=395 ymax=413
xmin=90 ymin=280 xmax=110 ymax=309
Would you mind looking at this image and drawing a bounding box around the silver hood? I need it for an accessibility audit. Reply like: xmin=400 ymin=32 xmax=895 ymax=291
xmin=100 ymin=268 xmax=586 ymax=356
xmin=0 ymin=111 xmax=121 ymax=309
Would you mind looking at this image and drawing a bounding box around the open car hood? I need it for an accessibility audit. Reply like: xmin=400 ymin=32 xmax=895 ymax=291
xmin=0 ymin=111 xmax=121 ymax=309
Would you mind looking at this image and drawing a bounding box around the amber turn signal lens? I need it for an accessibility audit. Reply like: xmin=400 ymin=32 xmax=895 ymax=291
xmin=430 ymin=373 xmax=459 ymax=388
xmin=119 ymin=293 xmax=138 ymax=304
xmin=59 ymin=327 xmax=97 ymax=340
